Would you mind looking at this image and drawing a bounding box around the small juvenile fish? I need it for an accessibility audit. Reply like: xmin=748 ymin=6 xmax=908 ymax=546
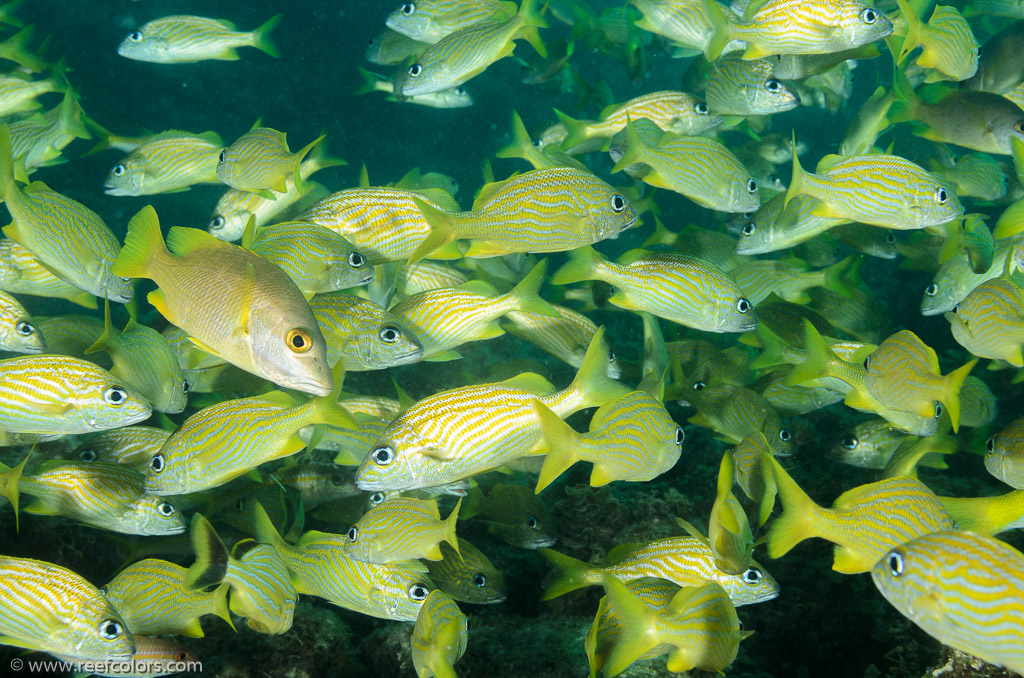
xmin=533 ymin=390 xmax=683 ymax=492
xmin=872 ymin=531 xmax=1024 ymax=676
xmin=0 ymin=555 xmax=134 ymax=660
xmin=387 ymin=0 xmax=517 ymax=43
xmin=0 ymin=238 xmax=97 ymax=308
xmin=103 ymin=130 xmax=224 ymax=196
xmin=503 ymin=303 xmax=621 ymax=377
xmin=985 ymin=416 xmax=1024 ymax=489
xmin=895 ymin=0 xmax=978 ymax=83
xmin=310 ymin=293 xmax=423 ymax=371
xmin=73 ymin=426 xmax=172 ymax=472
xmin=19 ymin=461 xmax=185 ymax=536
xmin=53 ymin=636 xmax=200 ymax=678
xmin=704 ymin=55 xmax=800 ymax=116
xmin=465 ymin=482 xmax=557 ymax=549
xmin=411 ymin=591 xmax=469 ymax=678
xmin=0 ymin=289 xmax=42 ymax=353
xmin=243 ymin=220 xmax=373 ymax=294
xmin=946 ymin=278 xmax=1024 ymax=367
xmin=425 ymin=539 xmax=507 ymax=604
xmin=964 ymin=19 xmax=1024 ymax=94
xmin=117 ymin=14 xmax=281 ymax=63
xmin=551 ymin=246 xmax=756 ymax=333
xmin=344 ymin=496 xmax=460 ymax=564
xmin=216 ymin=126 xmax=324 ymax=199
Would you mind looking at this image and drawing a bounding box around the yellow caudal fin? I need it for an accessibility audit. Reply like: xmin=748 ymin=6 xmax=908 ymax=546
xmin=84 ymin=297 xmax=115 ymax=355
xmin=444 ymin=497 xmax=461 ymax=557
xmin=111 ymin=205 xmax=168 ymax=280
xmin=251 ymin=14 xmax=282 ymax=58
xmin=894 ymin=0 xmax=922 ymax=66
xmin=185 ymin=513 xmax=230 ymax=590
xmin=550 ymin=244 xmax=604 ymax=285
xmin=290 ymin=133 xmax=324 ymax=195
xmin=251 ymin=499 xmax=289 ymax=554
xmin=0 ymin=452 xmax=28 ymax=531
xmin=408 ymin=196 xmax=458 ymax=264
xmin=513 ymin=0 xmax=549 ymax=59
xmin=600 ymin=574 xmax=661 ymax=678
xmin=533 ymin=398 xmax=582 ymax=494
xmin=0 ymin=122 xmax=15 ymax=203
xmin=765 ymin=456 xmax=821 ymax=559
xmin=496 ymin=110 xmax=549 ymax=169
xmin=758 ymin=446 xmax=778 ymax=528
xmin=785 ymin=320 xmax=832 ymax=387
xmin=211 ymin=582 xmax=236 ymax=632
xmin=539 ymin=548 xmax=598 ymax=600
xmin=309 ymin=361 xmax=357 ymax=433
xmin=553 ymin=108 xmax=590 ymax=152
xmin=942 ymin=358 xmax=978 ymax=433
xmin=784 ymin=131 xmax=807 ymax=209
xmin=609 ymin=115 xmax=647 ymax=175
xmin=565 ymin=327 xmax=631 ymax=411
xmin=508 ymin=259 xmax=560 ymax=317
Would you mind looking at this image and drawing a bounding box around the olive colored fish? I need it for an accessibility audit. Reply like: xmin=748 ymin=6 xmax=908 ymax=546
xmin=964 ymin=19 xmax=1024 ymax=94
xmin=73 ymin=426 xmax=172 ymax=473
xmin=0 ymin=238 xmax=97 ymax=308
xmin=355 ymin=328 xmax=628 ymax=491
xmin=931 ymin=154 xmax=1006 ymax=201
xmin=102 ymin=559 xmax=232 ymax=638
xmin=946 ymin=278 xmax=1024 ymax=367
xmin=366 ymin=27 xmax=430 ymax=65
xmin=872 ymin=531 xmax=1024 ymax=676
xmin=732 ymin=256 xmax=853 ymax=305
xmin=409 ymin=167 xmax=637 ymax=262
xmin=103 ymin=130 xmax=224 ymax=196
xmin=683 ymin=383 xmax=794 ymax=456
xmin=920 ymin=239 xmax=1015 ymax=316
xmin=533 ymin=390 xmax=683 ymax=492
xmin=704 ymin=55 xmax=800 ymax=116
xmin=767 ymin=456 xmax=956 ymax=573
xmin=735 ymin=193 xmax=846 ymax=255
xmin=463 ymin=482 xmax=557 ymax=549
xmin=310 ymin=292 xmax=423 ymax=371
xmin=830 ymin=418 xmax=909 ymax=469
xmin=216 ymin=126 xmax=324 ymax=199
xmin=552 ymin=246 xmax=756 ymax=333
xmin=117 ymin=14 xmax=281 ymax=63
xmin=398 ymin=0 xmax=547 ymax=96
xmin=411 ymin=591 xmax=469 ymax=678
xmin=731 ymin=431 xmax=777 ymax=527
xmin=985 ymin=416 xmax=1024 ymax=489
xmin=0 ymin=555 xmax=134 ymax=660
xmin=503 ymin=303 xmax=621 ymax=377
xmin=112 ymin=206 xmax=333 ymax=396
xmin=35 ymin=315 xmax=107 ymax=364
xmin=387 ymin=0 xmax=517 ymax=43
xmin=0 ymin=289 xmax=42 ymax=353
xmin=895 ymin=0 xmax=978 ymax=83
xmin=425 ymin=539 xmax=507 ymax=604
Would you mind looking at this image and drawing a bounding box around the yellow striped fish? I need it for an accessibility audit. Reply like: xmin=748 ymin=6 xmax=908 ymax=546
xmin=633 ymin=0 xmax=737 ymax=57
xmin=611 ymin=118 xmax=759 ymax=213
xmin=102 ymin=559 xmax=232 ymax=638
xmin=253 ymin=501 xmax=431 ymax=621
xmin=0 ymin=289 xmax=42 ymax=353
xmin=920 ymin=238 xmax=1015 ymax=316
xmin=0 ymin=355 xmax=150 ymax=435
xmin=829 ymin=418 xmax=909 ymax=469
xmin=766 ymin=456 xmax=956 ymax=573
xmin=117 ymin=14 xmax=281 ymax=63
xmin=946 ymin=278 xmax=1024 ymax=366
xmin=398 ymin=0 xmax=547 ymax=96
xmin=0 ymin=555 xmax=134 ymax=660
xmin=708 ymin=451 xmax=754 ymax=574
xmin=309 ymin=293 xmax=423 ymax=371
xmin=344 ymin=496 xmax=461 ymax=564
xmin=731 ymin=431 xmax=777 ymax=527
xmin=599 ymin=576 xmax=750 ymax=677
xmin=940 ymin=490 xmax=1024 ymax=536
xmin=73 ymin=426 xmax=172 ymax=473
xmin=985 ymin=416 xmax=1024 ymax=489
xmin=299 ymin=186 xmax=461 ymax=264
xmin=387 ymin=0 xmax=516 ymax=43
xmin=539 ymin=536 xmax=779 ymax=604
xmin=533 ymin=390 xmax=683 ymax=492
xmin=872 ymin=531 xmax=1024 ymax=676
xmin=503 ymin=303 xmax=621 ymax=378
xmin=551 ymin=246 xmax=756 ymax=333
xmin=586 ymin=577 xmax=681 ymax=678
xmin=760 ymin=375 xmax=844 ymax=415
xmin=786 ymin=148 xmax=964 ymax=229
xmin=243 ymin=220 xmax=373 ymax=294
xmin=931 ymin=154 xmax=1007 ymax=201
xmin=410 ymin=166 xmax=638 ymax=262
xmin=0 ymin=71 xmax=63 ymax=118
xmin=9 ymin=89 xmax=91 ymax=174
xmin=397 ymin=261 xmax=470 ymax=296
xmin=0 ymin=238 xmax=97 ymax=308
xmin=145 ymin=374 xmax=355 ymax=495
xmin=355 ymin=327 xmax=629 ymax=491
xmin=216 ymin=126 xmax=323 ymax=199
xmin=0 ymin=124 xmax=132 ymax=302
xmin=103 ymin=130 xmax=224 ymax=196
xmin=425 ymin=539 xmax=507 ymax=604
xmin=704 ymin=55 xmax=800 ymax=115
xmin=112 ymin=206 xmax=333 ymax=396
xmin=390 ymin=260 xmax=558 ymax=359
xmin=895 ymin=0 xmax=978 ymax=83
xmin=186 ymin=514 xmax=296 ymax=635
xmin=19 ymin=460 xmax=185 ymax=536
xmin=411 ymin=591 xmax=469 ymax=678
xmin=703 ymin=0 xmax=893 ymax=61
xmin=862 ymin=330 xmax=977 ymax=431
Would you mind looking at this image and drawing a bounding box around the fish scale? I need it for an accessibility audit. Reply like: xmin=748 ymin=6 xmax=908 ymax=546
xmin=0 ymin=238 xmax=95 ymax=307
xmin=226 ymin=543 xmax=296 ymax=634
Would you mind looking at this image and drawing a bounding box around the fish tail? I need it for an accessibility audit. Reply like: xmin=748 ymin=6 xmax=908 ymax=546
xmin=0 ymin=123 xmax=14 ymax=202
xmin=702 ymin=0 xmax=734 ymax=62
xmin=821 ymin=255 xmax=857 ymax=300
xmin=894 ymin=0 xmax=921 ymax=66
xmin=251 ymin=500 xmax=289 ymax=553
xmin=211 ymin=582 xmax=237 ymax=632
xmin=550 ymin=245 xmax=603 ymax=285
xmin=565 ymin=326 xmax=630 ymax=411
xmin=784 ymin=131 xmax=806 ymax=209
xmin=0 ymin=0 xmax=23 ymax=28
xmin=185 ymin=513 xmax=230 ymax=590
xmin=533 ymin=398 xmax=581 ymax=494
xmin=292 ymin=133 xmax=325 ymax=194
xmin=495 ymin=110 xmax=536 ymax=163
xmin=641 ymin=216 xmax=677 ymax=248
xmin=943 ymin=359 xmax=978 ymax=433
xmin=785 ymin=320 xmax=832 ymax=387
xmin=444 ymin=497 xmax=461 ymax=558
xmin=514 ymin=0 xmax=549 ymax=59
xmin=766 ymin=456 xmax=819 ymax=558
xmin=553 ymin=108 xmax=589 ymax=152
xmin=993 ymin=198 xmax=1024 ymax=240
xmin=610 ymin=115 xmax=646 ymax=175
xmin=887 ymin=65 xmax=918 ymax=125
xmin=508 ymin=259 xmax=560 ymax=317
xmin=748 ymin=325 xmax=788 ymax=371
xmin=354 ymin=66 xmax=385 ymax=96
xmin=302 ymin=132 xmax=346 ymax=177
xmin=311 ymin=361 xmax=358 ymax=432
xmin=757 ymin=445 xmax=778 ymax=528
xmin=408 ymin=196 xmax=457 ymax=264
xmin=0 ymin=25 xmax=41 ymax=72
xmin=112 ymin=205 xmax=168 ymax=280
xmin=539 ymin=548 xmax=597 ymax=599
xmin=600 ymin=574 xmax=661 ymax=677
xmin=0 ymin=452 xmax=27 ymax=532
xmin=84 ymin=297 xmax=114 ymax=355
xmin=57 ymin=88 xmax=90 ymax=142
xmin=251 ymin=14 xmax=282 ymax=58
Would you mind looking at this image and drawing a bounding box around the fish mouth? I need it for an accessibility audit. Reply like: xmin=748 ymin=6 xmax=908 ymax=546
xmin=531 ymin=536 xmax=558 ymax=549
xmin=103 ymin=184 xmax=136 ymax=197
xmin=286 ymin=375 xmax=333 ymax=397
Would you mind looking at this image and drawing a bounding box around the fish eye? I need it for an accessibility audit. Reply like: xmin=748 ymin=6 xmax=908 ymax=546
xmin=527 ymin=515 xmax=539 ymax=530
xmin=176 ymin=652 xmax=188 ymax=662
xmin=329 ymin=473 xmax=346 ymax=486
xmin=209 ymin=216 xmax=226 ymax=230
xmin=986 ymin=435 xmax=996 ymax=453
xmin=863 ymin=356 xmax=870 ymax=369
xmin=779 ymin=429 xmax=792 ymax=442
xmin=112 ymin=164 xmax=126 ymax=177
xmin=608 ymin=350 xmax=616 ymax=362
xmin=934 ymin=403 xmax=943 ymax=418
xmin=157 ymin=502 xmax=175 ymax=517
xmin=952 ymin=304 xmax=960 ymax=315
xmin=860 ymin=7 xmax=877 ymax=24
xmin=371 ymin=445 xmax=395 ymax=466
xmin=286 ymin=328 xmax=313 ymax=353
xmin=79 ymin=448 xmax=97 ymax=462
xmin=610 ymin=193 xmax=627 ymax=213
xmin=674 ymin=427 xmax=685 ymax=445
xmin=150 ymin=454 xmax=165 ymax=474
xmin=454 ymin=87 xmax=466 ymax=95
xmin=127 ymin=31 xmax=142 ymax=42
xmin=742 ymin=567 xmax=763 ymax=584
xmin=886 ymin=232 xmax=896 ymax=244
xmin=370 ymin=491 xmax=386 ymax=505
xmin=182 ymin=380 xmax=191 ymax=394
xmin=408 ymin=583 xmax=429 ymax=601
xmin=746 ymin=178 xmax=758 ymax=193
xmin=736 ymin=297 xmax=752 ymax=314
xmin=379 ymin=326 xmax=401 ymax=344
xmin=741 ymin=222 xmax=756 ymax=236
xmin=695 ymin=101 xmax=709 ymax=115
xmin=218 ymin=150 xmax=226 ymax=164
xmin=401 ymin=2 xmax=416 ymax=15
xmin=473 ymin=573 xmax=487 ymax=587
xmin=693 ymin=381 xmax=706 ymax=391
xmin=15 ymin=320 xmax=35 ymax=336
xmin=1015 ymin=121 xmax=1024 ymax=134
xmin=234 ymin=499 xmax=244 ymax=511
xmin=765 ymin=79 xmax=782 ymax=93
xmin=348 ymin=251 xmax=365 ymax=268
xmin=347 ymin=526 xmax=358 ymax=541
xmin=408 ymin=63 xmax=423 ymax=77
xmin=887 ymin=551 xmax=904 ymax=577
xmin=934 ymin=187 xmax=948 ymax=204
xmin=103 ymin=386 xmax=128 ymax=406
xmin=98 ymin=619 xmax=124 ymax=640
xmin=924 ymin=283 xmax=938 ymax=296
xmin=841 ymin=437 xmax=858 ymax=450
